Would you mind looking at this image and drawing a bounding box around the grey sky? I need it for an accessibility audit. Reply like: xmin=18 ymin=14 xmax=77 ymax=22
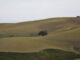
xmin=0 ymin=0 xmax=80 ymax=23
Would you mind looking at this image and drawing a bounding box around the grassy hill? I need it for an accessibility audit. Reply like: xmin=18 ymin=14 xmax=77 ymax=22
xmin=0 ymin=17 xmax=80 ymax=53
xmin=0 ymin=17 xmax=80 ymax=60
xmin=0 ymin=17 xmax=80 ymax=34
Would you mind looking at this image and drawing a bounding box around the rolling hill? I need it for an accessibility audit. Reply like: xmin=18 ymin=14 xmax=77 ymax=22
xmin=0 ymin=17 xmax=80 ymax=54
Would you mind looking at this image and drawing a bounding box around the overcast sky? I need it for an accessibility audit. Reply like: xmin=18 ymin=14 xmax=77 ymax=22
xmin=0 ymin=0 xmax=80 ymax=23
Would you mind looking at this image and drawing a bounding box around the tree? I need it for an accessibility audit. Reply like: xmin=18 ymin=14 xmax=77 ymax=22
xmin=77 ymin=16 xmax=80 ymax=18
xmin=38 ymin=30 xmax=48 ymax=36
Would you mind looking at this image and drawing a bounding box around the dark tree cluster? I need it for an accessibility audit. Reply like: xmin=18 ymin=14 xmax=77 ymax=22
xmin=77 ymin=16 xmax=80 ymax=18
xmin=38 ymin=30 xmax=48 ymax=36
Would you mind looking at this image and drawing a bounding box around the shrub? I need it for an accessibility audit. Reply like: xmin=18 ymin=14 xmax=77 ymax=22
xmin=38 ymin=30 xmax=48 ymax=36
xmin=77 ymin=16 xmax=80 ymax=18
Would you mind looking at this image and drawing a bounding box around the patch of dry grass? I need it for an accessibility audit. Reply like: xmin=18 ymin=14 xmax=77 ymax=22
xmin=0 ymin=17 xmax=80 ymax=53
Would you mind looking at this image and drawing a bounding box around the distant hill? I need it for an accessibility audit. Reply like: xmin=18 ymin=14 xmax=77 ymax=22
xmin=0 ymin=17 xmax=80 ymax=54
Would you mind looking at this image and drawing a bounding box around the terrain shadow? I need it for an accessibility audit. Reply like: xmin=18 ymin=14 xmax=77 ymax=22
xmin=0 ymin=49 xmax=80 ymax=60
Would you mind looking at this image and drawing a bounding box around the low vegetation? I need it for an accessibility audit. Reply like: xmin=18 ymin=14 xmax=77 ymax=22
xmin=0 ymin=34 xmax=30 ymax=38
xmin=38 ymin=30 xmax=48 ymax=36
xmin=0 ymin=49 xmax=80 ymax=60
xmin=0 ymin=34 xmax=14 ymax=38
xmin=0 ymin=31 xmax=48 ymax=38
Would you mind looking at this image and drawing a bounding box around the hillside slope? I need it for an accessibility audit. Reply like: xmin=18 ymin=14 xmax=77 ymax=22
xmin=0 ymin=17 xmax=80 ymax=53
